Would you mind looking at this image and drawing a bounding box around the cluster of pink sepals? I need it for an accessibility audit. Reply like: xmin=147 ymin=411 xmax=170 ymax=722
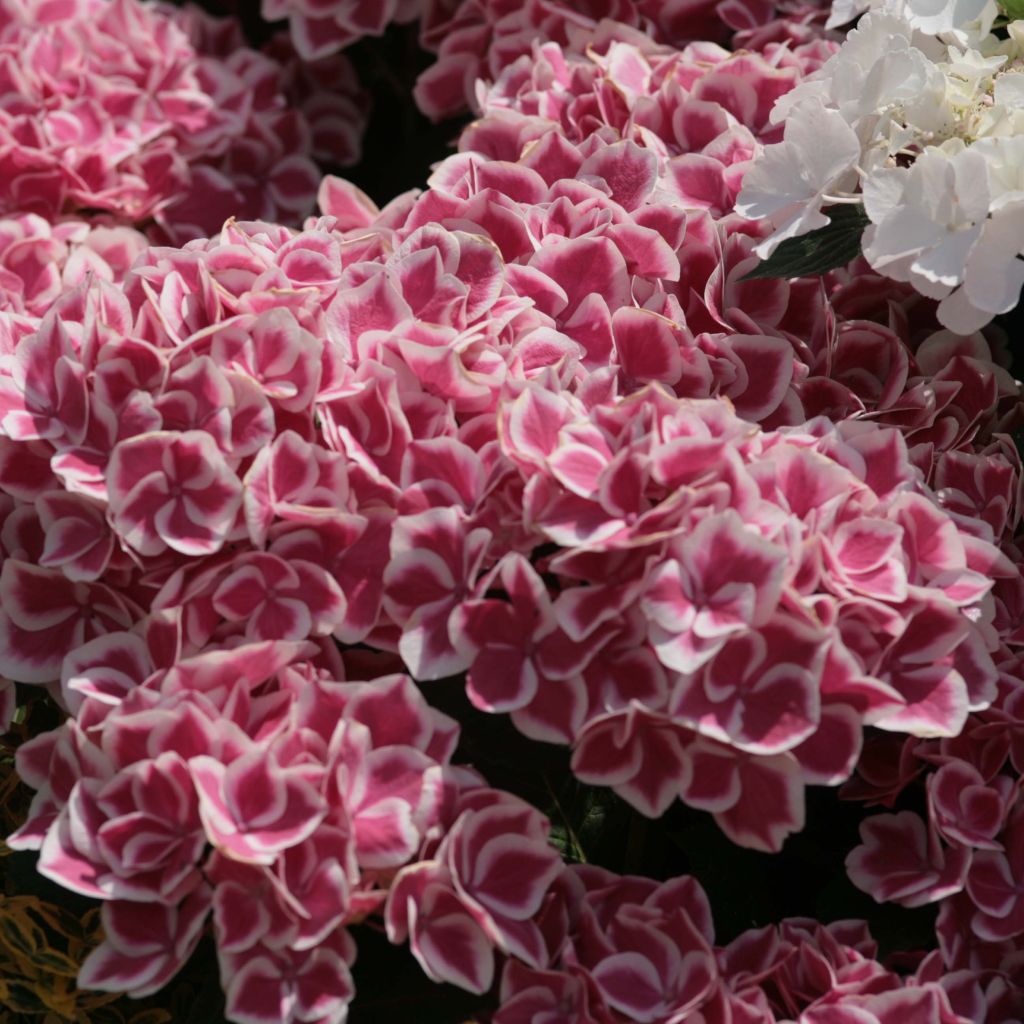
xmin=1 ymin=0 xmax=1023 ymax=1020
xmin=0 ymin=0 xmax=364 ymax=250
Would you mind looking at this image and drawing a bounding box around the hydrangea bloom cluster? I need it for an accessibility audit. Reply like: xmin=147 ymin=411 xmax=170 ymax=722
xmin=0 ymin=214 xmax=147 ymax=317
xmin=7 ymin=637 xmax=570 ymax=1020
xmin=492 ymin=869 xmax=985 ymax=1023
xmin=412 ymin=0 xmax=836 ymax=120
xmin=261 ymin=0 xmax=423 ymax=60
xmin=837 ymin=656 xmax=1024 ymax=1000
xmin=0 ymin=0 xmax=365 ymax=244
xmin=261 ymin=0 xmax=835 ymax=120
xmin=5 ymin=627 xmax=994 ymax=1024
xmin=410 ymin=30 xmax=1018 ymax=455
xmin=494 ymin=388 xmax=1016 ymax=849
xmin=738 ymin=1 xmax=1024 ymax=332
xmin=1 ymin=1 xmax=1023 ymax=1020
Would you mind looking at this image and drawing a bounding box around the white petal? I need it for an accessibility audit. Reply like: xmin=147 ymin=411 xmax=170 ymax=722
xmin=826 ymin=0 xmax=870 ymax=28
xmin=909 ymin=222 xmax=983 ymax=287
xmin=900 ymin=0 xmax=989 ymax=32
xmin=862 ymin=167 xmax=907 ymax=224
xmin=995 ymin=74 xmax=1024 ymax=109
xmin=737 ymin=100 xmax=860 ymax=223
xmin=936 ymin=286 xmax=992 ymax=334
xmin=862 ymin=205 xmax=946 ymax=267
xmin=961 ymin=204 xmax=1024 ymax=313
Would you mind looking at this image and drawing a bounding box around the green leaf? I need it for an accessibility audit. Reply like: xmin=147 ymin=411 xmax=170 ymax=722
xmin=741 ymin=204 xmax=869 ymax=280
xmin=575 ymin=788 xmax=613 ymax=858
xmin=1000 ymin=0 xmax=1024 ymax=19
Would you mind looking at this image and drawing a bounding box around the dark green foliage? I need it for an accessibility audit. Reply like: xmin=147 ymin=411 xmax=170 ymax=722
xmin=742 ymin=205 xmax=870 ymax=281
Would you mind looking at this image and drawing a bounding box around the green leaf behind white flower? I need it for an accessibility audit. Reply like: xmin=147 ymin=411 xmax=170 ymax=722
xmin=742 ymin=205 xmax=870 ymax=280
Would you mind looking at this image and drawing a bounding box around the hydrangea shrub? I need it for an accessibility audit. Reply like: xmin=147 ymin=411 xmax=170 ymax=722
xmin=0 ymin=0 xmax=1023 ymax=1022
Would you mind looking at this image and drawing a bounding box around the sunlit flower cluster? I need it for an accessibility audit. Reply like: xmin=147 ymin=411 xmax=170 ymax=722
xmin=8 ymin=638 xmax=564 ymax=1020
xmin=0 ymin=166 xmax=1017 ymax=1024
xmin=0 ymin=0 xmax=365 ymax=244
xmin=838 ymin=648 xmax=1024 ymax=1004
xmin=0 ymin=0 xmax=1022 ymax=1021
xmin=262 ymin=0 xmax=836 ymax=120
xmin=739 ymin=2 xmax=1024 ymax=331
xmin=0 ymin=214 xmax=147 ymax=317
xmin=495 ymin=874 xmax=981 ymax=1023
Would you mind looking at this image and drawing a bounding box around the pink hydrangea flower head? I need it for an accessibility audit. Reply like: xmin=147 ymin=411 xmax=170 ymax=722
xmin=0 ymin=0 xmax=339 ymax=241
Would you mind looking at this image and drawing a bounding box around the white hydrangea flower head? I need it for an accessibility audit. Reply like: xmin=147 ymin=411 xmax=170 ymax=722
xmin=773 ymin=13 xmax=943 ymax=128
xmin=742 ymin=1 xmax=1024 ymax=332
xmin=861 ymin=146 xmax=989 ymax=293
xmin=734 ymin=99 xmax=861 ymax=259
